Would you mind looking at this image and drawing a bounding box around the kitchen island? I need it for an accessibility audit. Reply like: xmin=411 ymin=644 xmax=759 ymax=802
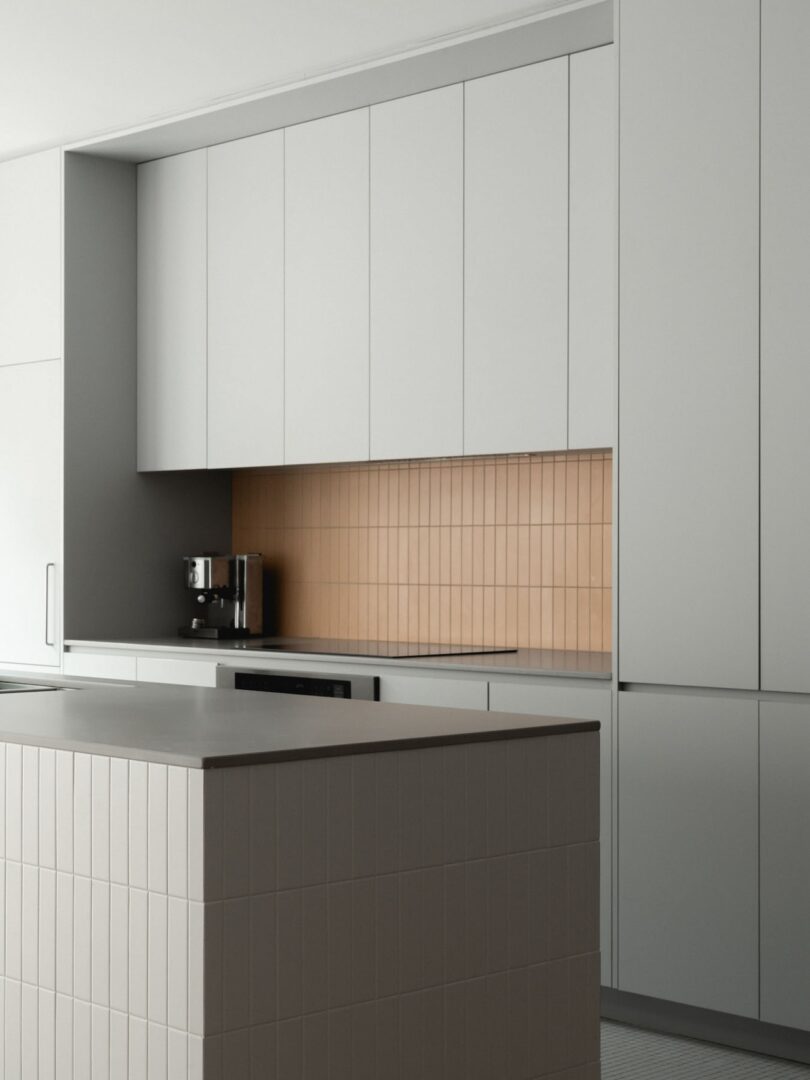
xmin=0 ymin=684 xmax=600 ymax=1079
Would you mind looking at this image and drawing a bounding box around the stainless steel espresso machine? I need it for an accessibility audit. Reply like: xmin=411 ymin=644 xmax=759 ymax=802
xmin=180 ymin=554 xmax=263 ymax=639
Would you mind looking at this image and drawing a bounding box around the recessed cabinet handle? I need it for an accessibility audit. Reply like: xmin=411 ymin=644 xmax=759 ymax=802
xmin=45 ymin=562 xmax=55 ymax=646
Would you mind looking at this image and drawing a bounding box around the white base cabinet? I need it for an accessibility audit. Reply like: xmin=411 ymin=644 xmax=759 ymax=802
xmin=617 ymin=691 xmax=758 ymax=1017
xmin=0 ymin=360 xmax=62 ymax=667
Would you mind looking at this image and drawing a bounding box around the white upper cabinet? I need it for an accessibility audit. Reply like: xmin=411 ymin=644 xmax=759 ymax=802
xmin=207 ymin=132 xmax=285 ymax=469
xmin=0 ymin=150 xmax=62 ymax=367
xmin=569 ymin=44 xmax=616 ymax=450
xmin=285 ymin=110 xmax=370 ymax=465
xmin=369 ymin=86 xmax=464 ymax=461
xmin=618 ymin=0 xmax=760 ymax=689
xmin=0 ymin=360 xmax=61 ymax=667
xmin=761 ymin=0 xmax=810 ymax=693
xmin=464 ymin=58 xmax=568 ymax=456
xmin=137 ymin=149 xmax=207 ymax=472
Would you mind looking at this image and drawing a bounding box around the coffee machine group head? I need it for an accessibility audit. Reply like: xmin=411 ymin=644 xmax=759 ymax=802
xmin=180 ymin=554 xmax=263 ymax=639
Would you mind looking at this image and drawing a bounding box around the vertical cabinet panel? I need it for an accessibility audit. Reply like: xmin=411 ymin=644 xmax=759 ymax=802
xmin=618 ymin=0 xmax=760 ymax=688
xmin=0 ymin=149 xmax=62 ymax=367
xmin=760 ymin=701 xmax=810 ymax=1030
xmin=369 ymin=86 xmax=463 ymax=461
xmin=137 ymin=150 xmax=207 ymax=472
xmin=464 ymin=58 xmax=568 ymax=455
xmin=0 ymin=359 xmax=61 ymax=666
xmin=207 ymin=132 xmax=285 ymax=469
xmin=761 ymin=0 xmax=810 ymax=692
xmin=617 ymin=692 xmax=758 ymax=1017
xmin=285 ymin=110 xmax=370 ymax=465
xmin=569 ymin=44 xmax=616 ymax=450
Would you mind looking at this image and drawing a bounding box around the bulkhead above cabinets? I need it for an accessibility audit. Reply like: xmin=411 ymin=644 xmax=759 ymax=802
xmin=136 ymin=45 xmax=616 ymax=473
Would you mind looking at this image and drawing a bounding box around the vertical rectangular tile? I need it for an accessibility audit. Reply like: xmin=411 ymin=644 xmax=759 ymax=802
xmin=39 ymin=988 xmax=56 ymax=1080
xmin=147 ymin=1022 xmax=167 ymax=1080
xmin=187 ymin=769 xmax=205 ymax=902
xmin=222 ymin=1030 xmax=250 ymax=1078
xmin=399 ymin=751 xmax=423 ymax=872
xmin=301 ymin=885 xmax=328 ymax=1015
xmin=486 ymin=743 xmax=508 ymax=856
xmin=250 ymin=893 xmax=277 ymax=1025
xmin=73 ymin=876 xmax=91 ymax=1001
xmin=128 ymin=1016 xmax=147 ymax=1080
xmin=148 ymin=763 xmax=168 ymax=894
xmin=222 ymin=768 xmax=250 ymax=898
xmin=443 ymin=745 xmax=466 ymax=865
xmin=301 ymin=759 xmax=328 ymax=887
xmin=55 ymin=993 xmax=72 ymax=1080
xmin=129 ymin=888 xmax=148 ymax=1019
xmin=167 ymin=767 xmax=188 ymax=899
xmin=5 ymin=978 xmax=21 ymax=1080
xmin=466 ymin=859 xmax=488 ymax=980
xmin=276 ymin=889 xmax=302 ymax=1020
xmin=91 ymin=756 xmax=110 ymax=880
xmin=6 ymin=743 xmax=22 ymax=862
xmin=508 ymin=854 xmax=530 ymax=970
xmin=248 ymin=765 xmax=276 ymax=895
xmin=21 ymin=982 xmax=38 ymax=1080
xmin=21 ymin=863 xmax=39 ymax=985
xmin=39 ymin=867 xmax=56 ymax=990
xmin=327 ymin=757 xmax=352 ymax=882
xmin=5 ymin=861 xmax=21 ymax=980
xmin=276 ymin=762 xmax=302 ymax=891
xmin=109 ymin=1010 xmax=127 ymax=1080
xmin=399 ymin=870 xmax=424 ymax=994
xmin=276 ymin=1019 xmax=301 ymax=1080
xmin=91 ymin=1005 xmax=109 ymax=1080
xmin=128 ymin=761 xmax=148 ymax=890
xmin=72 ymin=999 xmax=90 ymax=1080
xmin=39 ymin=748 xmax=56 ymax=870
xmin=352 ymin=878 xmax=376 ymax=1004
xmin=487 ymin=856 xmax=508 ymax=975
xmin=55 ymin=751 xmax=73 ymax=874
xmin=21 ymin=746 xmax=38 ymax=866
xmin=204 ymin=902 xmax=223 ymax=1036
xmin=168 ymin=896 xmax=188 ymax=1032
xmin=203 ymin=769 xmax=223 ymax=902
xmin=73 ymin=754 xmax=91 ymax=878
xmin=187 ymin=902 xmax=205 ymax=1036
xmin=375 ymin=753 xmax=398 ymax=876
xmin=375 ymin=874 xmax=399 ymax=1000
xmin=147 ymin=892 xmax=168 ymax=1024
xmin=466 ymin=745 xmax=488 ymax=860
xmin=109 ymin=757 xmax=128 ymax=886
xmin=222 ymin=897 xmax=251 ymax=1031
xmin=188 ymin=1035 xmax=204 ymax=1080
xmin=328 ymin=880 xmax=353 ymax=1007
xmin=250 ymin=1024 xmax=277 ymax=1080
xmin=91 ymin=881 xmax=109 ymax=1006
xmin=109 ymin=884 xmax=128 ymax=1013
xmin=55 ymin=872 xmax=74 ymax=996
xmin=168 ymin=1030 xmax=188 ymax=1080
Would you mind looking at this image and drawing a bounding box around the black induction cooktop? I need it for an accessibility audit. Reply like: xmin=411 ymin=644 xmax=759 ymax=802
xmin=244 ymin=638 xmax=518 ymax=660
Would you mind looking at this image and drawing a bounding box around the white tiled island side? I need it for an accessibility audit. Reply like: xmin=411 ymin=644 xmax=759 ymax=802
xmin=0 ymin=684 xmax=600 ymax=1079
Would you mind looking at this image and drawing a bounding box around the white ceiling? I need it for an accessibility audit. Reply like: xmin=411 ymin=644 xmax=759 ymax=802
xmin=0 ymin=0 xmax=578 ymax=161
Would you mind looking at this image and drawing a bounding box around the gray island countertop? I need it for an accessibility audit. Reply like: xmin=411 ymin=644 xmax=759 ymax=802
xmin=0 ymin=682 xmax=599 ymax=768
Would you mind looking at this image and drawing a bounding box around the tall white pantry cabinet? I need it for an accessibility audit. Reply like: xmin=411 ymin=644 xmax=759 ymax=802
xmin=136 ymin=46 xmax=617 ymax=472
xmin=616 ymin=0 xmax=810 ymax=1037
xmin=0 ymin=150 xmax=63 ymax=668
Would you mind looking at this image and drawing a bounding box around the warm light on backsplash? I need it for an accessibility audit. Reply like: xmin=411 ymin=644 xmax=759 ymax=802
xmin=232 ymin=451 xmax=612 ymax=652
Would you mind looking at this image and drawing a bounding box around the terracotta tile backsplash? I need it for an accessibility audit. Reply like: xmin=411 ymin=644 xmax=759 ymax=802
xmin=232 ymin=451 xmax=612 ymax=652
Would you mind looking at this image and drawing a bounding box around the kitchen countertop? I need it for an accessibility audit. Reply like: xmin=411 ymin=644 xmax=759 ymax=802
xmin=65 ymin=636 xmax=612 ymax=680
xmin=0 ymin=682 xmax=599 ymax=768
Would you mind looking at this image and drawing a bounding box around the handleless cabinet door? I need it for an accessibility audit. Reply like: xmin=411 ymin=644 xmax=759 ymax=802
xmin=0 ymin=149 xmax=62 ymax=367
xmin=208 ymin=132 xmax=285 ymax=469
xmin=569 ymin=44 xmax=616 ymax=451
xmin=761 ymin=701 xmax=810 ymax=1030
xmin=370 ymin=86 xmax=463 ymax=460
xmin=618 ymin=691 xmax=758 ymax=1017
xmin=137 ymin=149 xmax=207 ymax=472
xmin=285 ymin=110 xmax=370 ymax=465
xmin=761 ymin=0 xmax=810 ymax=692
xmin=464 ymin=58 xmax=568 ymax=456
xmin=0 ymin=359 xmax=61 ymax=666
xmin=618 ymin=0 xmax=760 ymax=688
